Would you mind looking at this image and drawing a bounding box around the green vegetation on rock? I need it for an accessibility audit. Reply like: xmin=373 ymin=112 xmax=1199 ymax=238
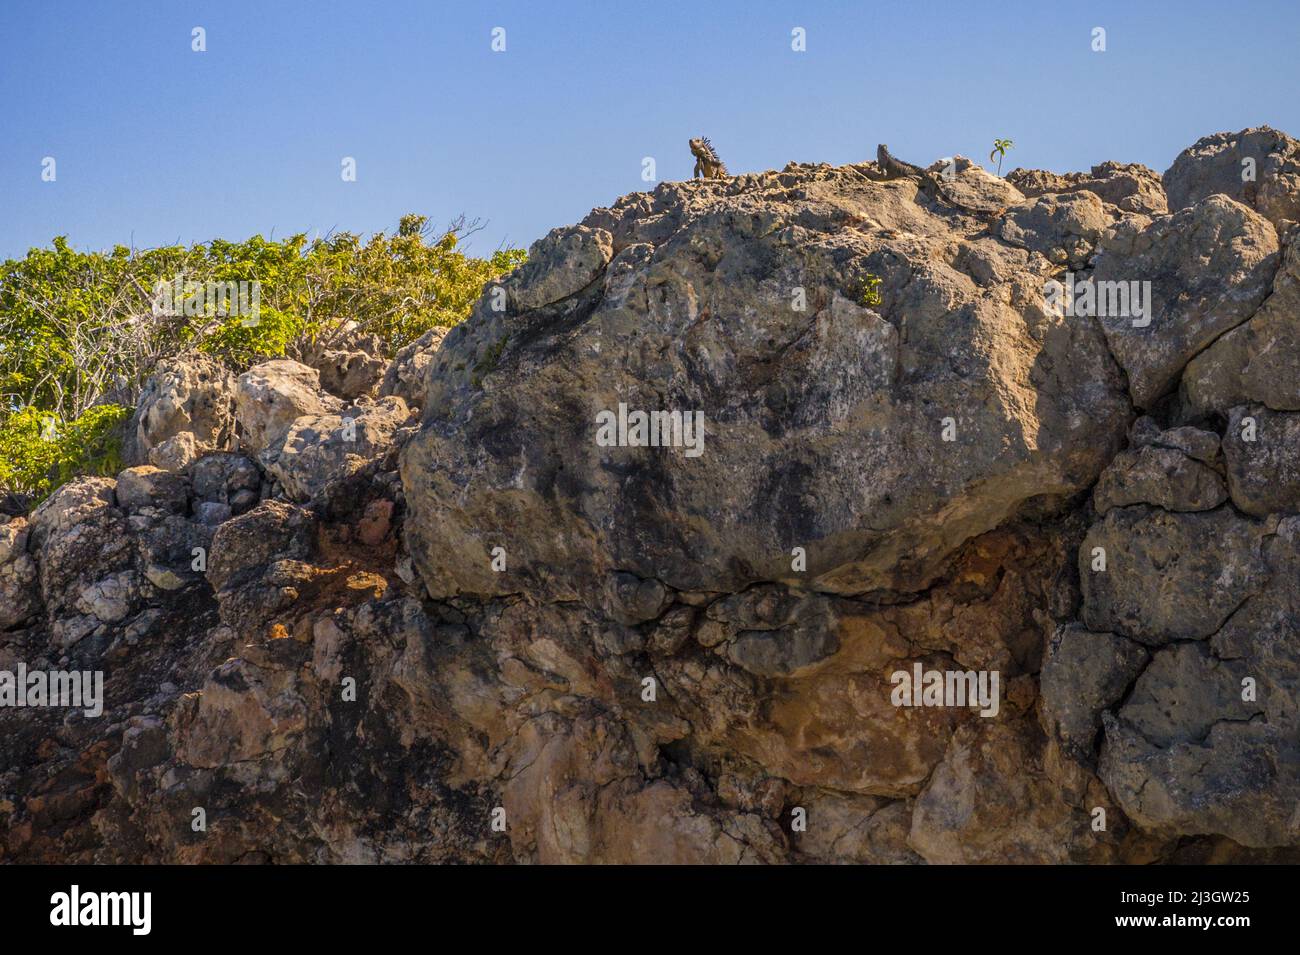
xmin=0 ymin=213 xmax=524 ymax=505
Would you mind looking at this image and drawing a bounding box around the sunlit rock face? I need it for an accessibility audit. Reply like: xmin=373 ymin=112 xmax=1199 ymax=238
xmin=6 ymin=128 xmax=1300 ymax=864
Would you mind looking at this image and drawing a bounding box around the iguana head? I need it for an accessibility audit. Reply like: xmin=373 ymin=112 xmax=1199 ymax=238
xmin=689 ymin=137 xmax=717 ymax=161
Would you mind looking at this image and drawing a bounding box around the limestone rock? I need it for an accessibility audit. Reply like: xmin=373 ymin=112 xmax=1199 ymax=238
xmin=115 ymin=465 xmax=190 ymax=515
xmin=1182 ymin=240 xmax=1300 ymax=414
xmin=128 ymin=355 xmax=235 ymax=465
xmin=1100 ymin=617 xmax=1300 ymax=848
xmin=998 ymin=190 xmax=1114 ymax=268
xmin=379 ymin=326 xmax=450 ymax=410
xmin=190 ymin=452 xmax=262 ymax=515
xmin=706 ymin=587 xmax=842 ymax=677
xmin=176 ymin=657 xmax=308 ymax=767
xmin=75 ymin=569 xmax=139 ymax=623
xmin=0 ymin=518 xmax=40 ymax=629
xmin=1092 ymin=444 xmax=1226 ymax=514
xmin=790 ymin=792 xmax=919 ymax=864
xmin=1039 ymin=623 xmax=1148 ymax=762
xmin=1092 ymin=194 xmax=1278 ymax=409
xmin=402 ymin=162 xmax=1131 ymax=606
xmin=1101 ymin=714 xmax=1300 ymax=847
xmin=304 ymin=328 xmax=389 ymax=400
xmin=1222 ymin=405 xmax=1300 ymax=516
xmin=1130 ymin=419 xmax=1221 ymax=464
xmin=1008 ymin=161 xmax=1168 ymax=216
xmin=27 ymin=478 xmax=133 ymax=629
xmin=928 ymin=156 xmax=1026 ymax=211
xmin=1163 ymin=126 xmax=1300 ymax=231
xmin=909 ymin=718 xmax=1112 ymax=864
xmin=504 ymin=225 xmax=612 ymax=312
xmin=501 ymin=712 xmax=785 ymax=864
xmin=147 ymin=431 xmax=201 ymax=472
xmin=260 ymin=396 xmax=414 ymax=503
xmin=234 ymin=359 xmax=342 ymax=454
xmin=1080 ymin=505 xmax=1269 ymax=644
xmin=205 ymin=500 xmax=315 ymax=595
xmin=1088 ymin=510 xmax=1300 ymax=850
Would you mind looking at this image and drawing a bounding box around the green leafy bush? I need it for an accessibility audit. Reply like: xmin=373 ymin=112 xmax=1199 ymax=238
xmin=0 ymin=403 xmax=130 ymax=504
xmin=859 ymin=273 xmax=883 ymax=308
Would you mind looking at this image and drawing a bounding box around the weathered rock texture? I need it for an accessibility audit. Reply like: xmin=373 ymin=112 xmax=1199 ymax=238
xmin=4 ymin=128 xmax=1300 ymax=864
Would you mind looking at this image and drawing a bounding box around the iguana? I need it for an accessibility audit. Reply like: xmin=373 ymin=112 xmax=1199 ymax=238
xmin=690 ymin=137 xmax=728 ymax=179
xmin=875 ymin=144 xmax=1006 ymax=218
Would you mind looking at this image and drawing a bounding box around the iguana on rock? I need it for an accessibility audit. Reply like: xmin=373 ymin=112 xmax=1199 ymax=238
xmin=876 ymin=144 xmax=1006 ymax=218
xmin=690 ymin=137 xmax=728 ymax=179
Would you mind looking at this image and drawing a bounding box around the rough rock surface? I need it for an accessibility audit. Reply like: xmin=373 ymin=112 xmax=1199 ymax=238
xmin=0 ymin=519 xmax=40 ymax=629
xmin=1163 ymin=126 xmax=1300 ymax=230
xmin=261 ymin=397 xmax=416 ymax=503
xmin=1182 ymin=240 xmax=1300 ymax=415
xmin=1092 ymin=440 xmax=1226 ymax=514
xmin=998 ymin=190 xmax=1116 ymax=268
xmin=404 ymin=159 xmax=1130 ymax=606
xmin=303 ymin=326 xmax=389 ymax=400
xmin=1091 ymin=194 xmax=1278 ymax=409
xmin=127 ymin=355 xmax=235 ymax=466
xmin=1009 ymin=161 xmax=1168 ymax=216
xmin=5 ymin=127 xmax=1300 ymax=864
xmin=234 ymin=359 xmax=343 ymax=454
xmin=379 ymin=326 xmax=450 ymax=411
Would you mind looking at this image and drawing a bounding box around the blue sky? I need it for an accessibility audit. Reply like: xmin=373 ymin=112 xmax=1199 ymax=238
xmin=2 ymin=0 xmax=1297 ymax=261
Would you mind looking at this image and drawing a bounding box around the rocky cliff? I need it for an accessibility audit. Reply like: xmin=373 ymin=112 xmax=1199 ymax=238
xmin=4 ymin=127 xmax=1300 ymax=863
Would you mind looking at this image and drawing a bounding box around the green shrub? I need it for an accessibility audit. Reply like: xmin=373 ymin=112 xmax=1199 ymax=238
xmin=859 ymin=273 xmax=883 ymax=308
xmin=0 ymin=403 xmax=130 ymax=504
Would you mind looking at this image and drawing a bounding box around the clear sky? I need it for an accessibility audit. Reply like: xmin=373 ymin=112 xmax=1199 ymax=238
xmin=2 ymin=0 xmax=1298 ymax=261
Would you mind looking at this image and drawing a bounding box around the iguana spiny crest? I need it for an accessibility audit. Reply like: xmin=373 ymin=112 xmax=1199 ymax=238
xmin=689 ymin=137 xmax=728 ymax=179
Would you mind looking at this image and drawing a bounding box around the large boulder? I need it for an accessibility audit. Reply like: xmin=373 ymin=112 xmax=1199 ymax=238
xmin=1039 ymin=623 xmax=1148 ymax=763
xmin=1181 ymin=239 xmax=1300 ymax=415
xmin=1080 ymin=506 xmax=1269 ymax=645
xmin=190 ymin=452 xmax=262 ymax=516
xmin=1091 ymin=441 xmax=1226 ymax=514
xmin=502 ymin=225 xmax=613 ymax=312
xmin=379 ymin=326 xmax=450 ymax=411
xmin=128 ymin=355 xmax=235 ymax=467
xmin=234 ymin=359 xmax=342 ymax=454
xmin=1222 ymin=405 xmax=1300 ymax=516
xmin=1080 ymin=498 xmax=1300 ymax=849
xmin=115 ymin=465 xmax=190 ymax=515
xmin=909 ymin=718 xmax=1105 ymax=864
xmin=997 ymin=190 xmax=1116 ymax=268
xmin=25 ymin=478 xmax=137 ymax=648
xmin=1091 ymin=195 xmax=1278 ymax=410
xmin=402 ymin=165 xmax=1131 ymax=606
xmin=1163 ymin=126 xmax=1300 ymax=231
xmin=1101 ymin=612 xmax=1300 ymax=847
xmin=205 ymin=500 xmax=315 ymax=595
xmin=260 ymin=396 xmax=415 ymax=503
xmin=303 ymin=327 xmax=388 ymax=400
xmin=921 ymin=155 xmax=1025 ymax=211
